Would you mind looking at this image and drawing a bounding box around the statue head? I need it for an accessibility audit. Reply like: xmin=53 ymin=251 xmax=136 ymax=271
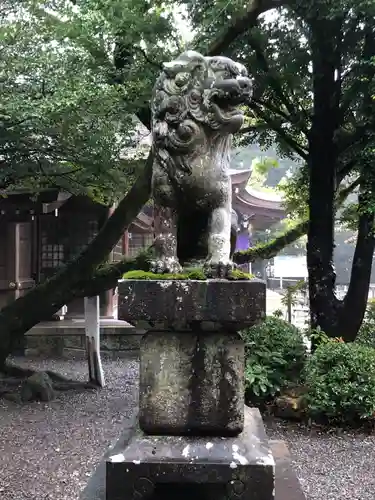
xmin=151 ymin=50 xmax=252 ymax=163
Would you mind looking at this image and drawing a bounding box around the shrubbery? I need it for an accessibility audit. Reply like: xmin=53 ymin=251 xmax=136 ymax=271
xmin=356 ymin=298 xmax=375 ymax=347
xmin=243 ymin=309 xmax=375 ymax=426
xmin=241 ymin=317 xmax=307 ymax=403
xmin=304 ymin=341 xmax=375 ymax=424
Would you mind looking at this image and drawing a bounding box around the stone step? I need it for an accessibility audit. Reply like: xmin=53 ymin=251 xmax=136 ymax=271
xmin=24 ymin=324 xmax=144 ymax=358
xmin=271 ymin=440 xmax=306 ymax=500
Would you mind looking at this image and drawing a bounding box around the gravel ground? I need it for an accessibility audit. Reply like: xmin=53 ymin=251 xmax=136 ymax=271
xmin=0 ymin=356 xmax=375 ymax=500
xmin=0 ymin=355 xmax=139 ymax=500
xmin=265 ymin=417 xmax=375 ymax=500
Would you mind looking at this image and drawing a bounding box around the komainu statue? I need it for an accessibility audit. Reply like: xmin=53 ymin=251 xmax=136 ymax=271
xmin=150 ymin=50 xmax=252 ymax=277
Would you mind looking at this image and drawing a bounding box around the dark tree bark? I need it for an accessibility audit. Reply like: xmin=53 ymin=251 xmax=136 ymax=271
xmin=307 ymin=19 xmax=375 ymax=342
xmin=206 ymin=0 xmax=285 ymax=55
xmin=338 ymin=189 xmax=375 ymax=341
xmin=336 ymin=26 xmax=375 ymax=341
xmin=307 ymin=19 xmax=342 ymax=336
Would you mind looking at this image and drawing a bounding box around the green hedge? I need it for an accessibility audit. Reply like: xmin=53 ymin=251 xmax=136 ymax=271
xmin=241 ymin=317 xmax=307 ymax=402
xmin=356 ymin=299 xmax=375 ymax=347
xmin=305 ymin=341 xmax=375 ymax=424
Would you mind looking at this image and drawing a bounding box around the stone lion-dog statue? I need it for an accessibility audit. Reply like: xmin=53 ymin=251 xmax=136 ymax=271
xmin=150 ymin=50 xmax=252 ymax=277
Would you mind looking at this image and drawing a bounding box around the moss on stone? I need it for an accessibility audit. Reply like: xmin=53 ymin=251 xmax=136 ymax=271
xmin=122 ymin=269 xmax=206 ymax=281
xmin=233 ymin=220 xmax=308 ymax=264
xmin=122 ymin=268 xmax=254 ymax=281
xmin=227 ymin=269 xmax=254 ymax=280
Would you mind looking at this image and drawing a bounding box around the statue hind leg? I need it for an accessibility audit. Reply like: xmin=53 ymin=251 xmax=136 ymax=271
xmin=151 ymin=164 xmax=182 ymax=274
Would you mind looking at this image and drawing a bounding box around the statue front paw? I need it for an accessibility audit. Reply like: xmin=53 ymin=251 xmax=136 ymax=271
xmin=203 ymin=258 xmax=234 ymax=278
xmin=150 ymin=257 xmax=183 ymax=275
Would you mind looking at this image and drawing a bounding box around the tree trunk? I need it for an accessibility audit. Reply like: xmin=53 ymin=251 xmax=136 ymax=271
xmin=0 ymin=154 xmax=153 ymax=366
xmin=338 ymin=189 xmax=375 ymax=341
xmin=307 ymin=20 xmax=341 ymax=336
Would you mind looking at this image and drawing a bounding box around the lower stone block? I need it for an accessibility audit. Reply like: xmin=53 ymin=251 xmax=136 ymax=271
xmin=139 ymin=330 xmax=244 ymax=436
xmin=106 ymin=407 xmax=274 ymax=500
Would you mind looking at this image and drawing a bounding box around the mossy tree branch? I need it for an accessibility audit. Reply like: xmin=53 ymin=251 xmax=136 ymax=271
xmin=69 ymin=220 xmax=307 ymax=298
xmin=70 ymin=171 xmax=361 ymax=298
xmin=233 ymin=220 xmax=309 ymax=264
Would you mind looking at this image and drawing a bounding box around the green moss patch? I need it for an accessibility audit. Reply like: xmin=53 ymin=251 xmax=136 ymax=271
xmin=122 ymin=268 xmax=254 ymax=281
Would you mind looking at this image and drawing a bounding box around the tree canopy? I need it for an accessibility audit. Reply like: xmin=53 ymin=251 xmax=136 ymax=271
xmin=1 ymin=0 xmax=375 ymax=354
xmin=0 ymin=0 xmax=178 ymax=201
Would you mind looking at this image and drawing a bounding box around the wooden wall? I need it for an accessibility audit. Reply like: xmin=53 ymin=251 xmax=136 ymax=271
xmin=0 ymin=221 xmax=35 ymax=309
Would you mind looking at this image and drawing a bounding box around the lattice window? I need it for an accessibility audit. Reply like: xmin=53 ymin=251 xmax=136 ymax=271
xmin=40 ymin=216 xmax=99 ymax=273
xmin=41 ymin=236 xmax=64 ymax=269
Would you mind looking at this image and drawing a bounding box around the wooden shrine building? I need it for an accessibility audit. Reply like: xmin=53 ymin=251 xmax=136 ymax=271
xmin=0 ymin=190 xmax=152 ymax=320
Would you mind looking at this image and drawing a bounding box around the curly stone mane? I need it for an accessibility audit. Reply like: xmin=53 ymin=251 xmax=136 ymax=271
xmin=150 ymin=51 xmax=252 ymax=275
xmin=151 ymin=51 xmax=249 ymax=181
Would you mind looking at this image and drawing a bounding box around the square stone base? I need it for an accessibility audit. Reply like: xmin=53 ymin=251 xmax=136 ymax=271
xmin=106 ymin=407 xmax=275 ymax=500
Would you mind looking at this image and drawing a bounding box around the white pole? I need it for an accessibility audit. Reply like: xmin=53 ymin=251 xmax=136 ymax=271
xmin=84 ymin=296 xmax=105 ymax=387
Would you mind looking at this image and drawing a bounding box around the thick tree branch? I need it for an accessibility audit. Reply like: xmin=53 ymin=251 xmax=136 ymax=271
xmin=338 ymin=178 xmax=375 ymax=341
xmin=69 ymin=221 xmax=309 ymax=297
xmin=337 ymin=123 xmax=372 ymax=155
xmin=336 ymin=176 xmax=360 ymax=202
xmin=336 ymin=159 xmax=357 ymax=184
xmin=234 ymin=220 xmax=309 ymax=264
xmin=243 ymin=31 xmax=306 ymax=131
xmin=251 ymin=102 xmax=308 ymax=160
xmin=206 ymin=0 xmax=285 ymax=56
xmin=66 ymin=169 xmax=360 ymax=299
xmin=252 ymin=97 xmax=298 ymax=125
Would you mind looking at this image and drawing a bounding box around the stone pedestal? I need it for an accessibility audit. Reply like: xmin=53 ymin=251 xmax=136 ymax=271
xmin=106 ymin=407 xmax=274 ymax=500
xmin=139 ymin=330 xmax=244 ymax=436
xmin=107 ymin=278 xmax=274 ymax=500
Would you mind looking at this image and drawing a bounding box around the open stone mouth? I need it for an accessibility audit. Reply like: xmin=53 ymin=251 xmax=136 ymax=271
xmin=211 ymin=85 xmax=249 ymax=111
xmin=212 ymin=95 xmax=246 ymax=113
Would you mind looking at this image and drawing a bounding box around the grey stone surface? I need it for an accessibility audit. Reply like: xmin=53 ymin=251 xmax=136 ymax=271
xmin=105 ymin=407 xmax=274 ymax=500
xmin=25 ymin=331 xmax=142 ymax=358
xmin=82 ymin=439 xmax=304 ymax=500
xmin=81 ymin=414 xmax=138 ymax=500
xmin=20 ymin=371 xmax=55 ymax=402
xmin=118 ymin=279 xmax=265 ymax=330
xmin=150 ymin=51 xmax=252 ymax=277
xmin=139 ymin=330 xmax=244 ymax=436
xmin=81 ymin=423 xmax=308 ymax=500
xmin=271 ymin=441 xmax=306 ymax=500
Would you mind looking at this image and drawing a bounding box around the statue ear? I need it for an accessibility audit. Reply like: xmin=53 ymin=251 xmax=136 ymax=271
xmin=162 ymin=60 xmax=189 ymax=77
xmin=162 ymin=51 xmax=209 ymax=79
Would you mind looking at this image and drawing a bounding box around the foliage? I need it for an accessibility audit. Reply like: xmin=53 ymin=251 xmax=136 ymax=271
xmin=272 ymin=309 xmax=284 ymax=318
xmin=180 ymin=0 xmax=375 ymax=340
xmin=0 ymin=0 xmax=180 ymax=200
xmin=281 ymin=279 xmax=307 ymax=308
xmin=307 ymin=327 xmax=344 ymax=345
xmin=305 ymin=341 xmax=375 ymax=423
xmin=241 ymin=317 xmax=306 ymax=402
xmin=356 ymin=298 xmax=375 ymax=347
xmin=246 ymin=156 xmax=280 ymax=194
xmin=122 ymin=269 xmax=254 ymax=280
